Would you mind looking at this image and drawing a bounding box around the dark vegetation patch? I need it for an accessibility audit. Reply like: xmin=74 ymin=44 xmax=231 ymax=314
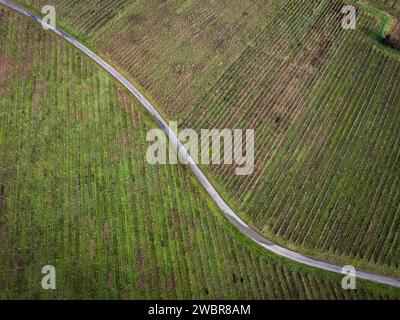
xmin=383 ymin=35 xmax=400 ymax=49
xmin=382 ymin=22 xmax=400 ymax=50
xmin=232 ymin=273 xmax=244 ymax=284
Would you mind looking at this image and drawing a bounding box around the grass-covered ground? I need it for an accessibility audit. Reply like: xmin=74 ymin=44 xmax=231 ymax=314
xmin=3 ymin=0 xmax=400 ymax=293
xmin=3 ymin=6 xmax=400 ymax=299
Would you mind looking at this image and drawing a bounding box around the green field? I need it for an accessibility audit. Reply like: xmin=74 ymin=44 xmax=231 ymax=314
xmin=4 ymin=6 xmax=400 ymax=299
xmin=188 ymin=0 xmax=400 ymax=276
xmin=1 ymin=0 xmax=399 ymax=298
xmin=13 ymin=0 xmax=399 ymax=276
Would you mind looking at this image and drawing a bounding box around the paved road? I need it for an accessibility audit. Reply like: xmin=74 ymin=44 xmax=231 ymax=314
xmin=2 ymin=0 xmax=399 ymax=289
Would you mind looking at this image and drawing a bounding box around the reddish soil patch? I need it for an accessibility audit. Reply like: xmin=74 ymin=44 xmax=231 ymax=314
xmin=107 ymin=272 xmax=113 ymax=289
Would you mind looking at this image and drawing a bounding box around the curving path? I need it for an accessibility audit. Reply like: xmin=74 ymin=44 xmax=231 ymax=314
xmin=1 ymin=0 xmax=399 ymax=289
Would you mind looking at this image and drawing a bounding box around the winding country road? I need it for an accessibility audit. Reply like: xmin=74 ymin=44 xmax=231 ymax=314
xmin=2 ymin=0 xmax=399 ymax=289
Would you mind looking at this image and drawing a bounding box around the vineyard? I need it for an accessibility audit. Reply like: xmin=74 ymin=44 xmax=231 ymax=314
xmin=3 ymin=5 xmax=400 ymax=299
xmin=188 ymin=0 xmax=400 ymax=276
xmin=14 ymin=0 xmax=287 ymax=117
xmin=367 ymin=0 xmax=400 ymax=17
xmin=1 ymin=0 xmax=399 ymax=297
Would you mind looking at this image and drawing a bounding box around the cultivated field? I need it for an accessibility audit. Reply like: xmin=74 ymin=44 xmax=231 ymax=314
xmin=4 ymin=0 xmax=400 ymax=291
xmin=16 ymin=0 xmax=399 ymax=276
xmin=368 ymin=0 xmax=400 ymax=16
xmin=188 ymin=0 xmax=400 ymax=276
xmin=3 ymin=7 xmax=399 ymax=299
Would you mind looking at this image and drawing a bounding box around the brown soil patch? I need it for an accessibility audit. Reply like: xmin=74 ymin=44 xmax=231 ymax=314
xmin=137 ymin=275 xmax=147 ymax=293
xmin=166 ymin=274 xmax=176 ymax=291
xmin=107 ymin=272 xmax=113 ymax=289
xmin=171 ymin=211 xmax=182 ymax=240
xmin=0 ymin=7 xmax=9 ymax=20
xmin=117 ymin=88 xmax=131 ymax=107
xmin=0 ymin=54 xmax=8 ymax=83
xmin=75 ymin=109 xmax=85 ymax=122
xmin=135 ymin=250 xmax=145 ymax=268
xmin=103 ymin=221 xmax=111 ymax=246
xmin=33 ymin=79 xmax=45 ymax=114
xmin=103 ymin=222 xmax=111 ymax=238
xmin=23 ymin=47 xmax=31 ymax=79
xmin=122 ymin=131 xmax=132 ymax=152
xmin=90 ymin=239 xmax=97 ymax=256
xmin=116 ymin=88 xmax=141 ymax=128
